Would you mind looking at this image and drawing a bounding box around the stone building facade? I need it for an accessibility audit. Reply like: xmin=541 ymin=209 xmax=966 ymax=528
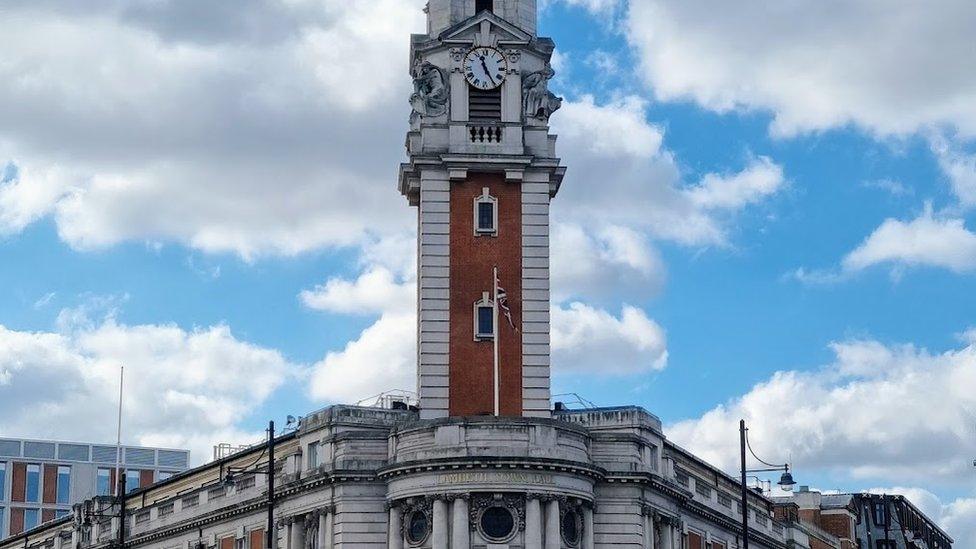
xmin=0 ymin=2 xmax=847 ymax=549
xmin=774 ymin=489 xmax=953 ymax=549
xmin=0 ymin=405 xmax=823 ymax=549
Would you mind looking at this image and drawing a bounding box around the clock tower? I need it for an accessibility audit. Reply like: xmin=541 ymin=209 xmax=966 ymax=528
xmin=399 ymin=0 xmax=565 ymax=419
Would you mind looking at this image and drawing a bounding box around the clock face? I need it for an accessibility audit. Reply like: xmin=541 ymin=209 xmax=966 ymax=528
xmin=463 ymin=47 xmax=507 ymax=90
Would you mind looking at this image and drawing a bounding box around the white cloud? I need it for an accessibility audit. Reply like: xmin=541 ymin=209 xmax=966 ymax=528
xmin=842 ymin=206 xmax=976 ymax=273
xmin=552 ymin=302 xmax=667 ymax=374
xmin=862 ymin=178 xmax=913 ymax=198
xmin=668 ymin=338 xmax=976 ymax=486
xmin=0 ymin=163 xmax=79 ymax=235
xmin=0 ymin=308 xmax=296 ymax=464
xmin=300 ymin=267 xmax=414 ymax=316
xmin=686 ymin=157 xmax=785 ymax=210
xmin=556 ymin=95 xmax=663 ymax=158
xmin=626 ymin=0 xmax=976 ymax=139
xmin=931 ymin=135 xmax=976 ymax=208
xmin=942 ymin=497 xmax=976 ymax=547
xmin=551 ymin=223 xmax=665 ymax=302
xmin=553 ymin=96 xmax=787 ymax=247
xmin=0 ymin=0 xmax=425 ymax=258
xmin=308 ymin=311 xmax=417 ymax=405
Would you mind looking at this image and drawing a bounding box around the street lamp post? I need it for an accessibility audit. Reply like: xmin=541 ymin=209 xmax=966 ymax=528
xmin=740 ymin=419 xmax=796 ymax=549
xmin=224 ymin=421 xmax=277 ymax=549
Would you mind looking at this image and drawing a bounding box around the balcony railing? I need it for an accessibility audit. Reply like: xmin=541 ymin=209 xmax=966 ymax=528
xmin=468 ymin=123 xmax=503 ymax=144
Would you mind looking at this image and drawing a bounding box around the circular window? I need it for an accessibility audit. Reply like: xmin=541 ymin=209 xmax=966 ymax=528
xmin=406 ymin=510 xmax=430 ymax=546
xmin=479 ymin=505 xmax=516 ymax=542
xmin=561 ymin=509 xmax=581 ymax=546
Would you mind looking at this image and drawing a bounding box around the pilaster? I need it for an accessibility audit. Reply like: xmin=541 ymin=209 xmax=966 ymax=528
xmin=418 ymin=170 xmax=452 ymax=419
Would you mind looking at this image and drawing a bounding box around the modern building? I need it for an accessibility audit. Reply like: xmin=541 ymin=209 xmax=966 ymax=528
xmin=0 ymin=2 xmax=868 ymax=549
xmin=0 ymin=438 xmax=190 ymax=540
xmin=773 ymin=488 xmax=953 ymax=549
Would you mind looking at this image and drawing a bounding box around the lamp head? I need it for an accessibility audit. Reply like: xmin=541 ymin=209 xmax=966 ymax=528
xmin=778 ymin=469 xmax=797 ymax=492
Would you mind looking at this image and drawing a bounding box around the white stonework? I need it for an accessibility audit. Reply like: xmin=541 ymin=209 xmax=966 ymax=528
xmin=3 ymin=407 xmax=826 ymax=549
xmin=401 ymin=0 xmax=564 ymax=417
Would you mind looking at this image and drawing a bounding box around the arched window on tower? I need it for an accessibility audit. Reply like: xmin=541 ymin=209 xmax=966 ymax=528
xmin=474 ymin=187 xmax=498 ymax=235
xmin=474 ymin=293 xmax=495 ymax=340
xmin=476 ymin=0 xmax=493 ymax=13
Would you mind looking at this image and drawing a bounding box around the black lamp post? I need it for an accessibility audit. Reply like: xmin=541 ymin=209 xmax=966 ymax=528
xmin=223 ymin=421 xmax=276 ymax=549
xmin=740 ymin=419 xmax=796 ymax=549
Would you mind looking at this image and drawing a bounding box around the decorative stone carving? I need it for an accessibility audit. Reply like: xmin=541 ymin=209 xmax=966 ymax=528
xmin=522 ymin=64 xmax=562 ymax=121
xmin=468 ymin=494 xmax=526 ymax=532
xmin=409 ymin=60 xmax=449 ymax=123
xmin=450 ymin=48 xmax=466 ymax=67
xmin=505 ymin=49 xmax=521 ymax=72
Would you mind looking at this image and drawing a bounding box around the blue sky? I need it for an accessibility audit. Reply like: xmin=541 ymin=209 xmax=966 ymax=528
xmin=1 ymin=0 xmax=975 ymax=542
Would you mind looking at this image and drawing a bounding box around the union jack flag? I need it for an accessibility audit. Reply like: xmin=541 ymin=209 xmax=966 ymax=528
xmin=496 ymin=274 xmax=518 ymax=332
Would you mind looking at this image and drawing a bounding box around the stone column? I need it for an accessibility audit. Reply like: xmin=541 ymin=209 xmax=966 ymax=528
xmin=451 ymin=497 xmax=469 ymax=549
xmin=544 ymin=499 xmax=560 ymax=549
xmin=432 ymin=499 xmax=449 ymax=549
xmin=525 ymin=497 xmax=543 ymax=549
xmin=583 ymin=506 xmax=594 ymax=549
xmin=388 ymin=506 xmax=403 ymax=549
xmin=319 ymin=509 xmax=332 ymax=549
xmin=289 ymin=517 xmax=305 ymax=549
xmin=641 ymin=511 xmax=655 ymax=549
xmin=660 ymin=521 xmax=673 ymax=549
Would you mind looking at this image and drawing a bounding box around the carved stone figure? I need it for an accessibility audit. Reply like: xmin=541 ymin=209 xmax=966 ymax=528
xmin=522 ymin=64 xmax=562 ymax=121
xmin=410 ymin=61 xmax=449 ymax=122
xmin=303 ymin=515 xmax=318 ymax=549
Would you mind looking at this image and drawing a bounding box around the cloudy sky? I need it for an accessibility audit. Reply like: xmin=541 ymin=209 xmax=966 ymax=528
xmin=1 ymin=0 xmax=975 ymax=543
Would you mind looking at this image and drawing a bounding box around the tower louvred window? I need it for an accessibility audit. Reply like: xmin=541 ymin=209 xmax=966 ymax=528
xmin=469 ymin=87 xmax=502 ymax=121
xmin=476 ymin=0 xmax=493 ymax=13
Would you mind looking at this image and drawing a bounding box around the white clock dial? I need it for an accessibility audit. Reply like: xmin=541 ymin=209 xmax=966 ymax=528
xmin=463 ymin=47 xmax=508 ymax=90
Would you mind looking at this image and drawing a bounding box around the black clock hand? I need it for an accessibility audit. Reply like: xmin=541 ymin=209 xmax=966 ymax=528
xmin=480 ymin=58 xmax=497 ymax=86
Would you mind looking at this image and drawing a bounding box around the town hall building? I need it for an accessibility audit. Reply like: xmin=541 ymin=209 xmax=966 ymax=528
xmin=0 ymin=2 xmax=857 ymax=549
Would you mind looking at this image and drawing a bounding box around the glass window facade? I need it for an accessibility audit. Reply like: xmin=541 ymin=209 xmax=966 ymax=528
xmin=56 ymin=465 xmax=70 ymax=504
xmin=158 ymin=471 xmax=174 ymax=481
xmin=125 ymin=469 xmax=141 ymax=493
xmin=0 ymin=507 xmax=5 ymax=538
xmin=25 ymin=464 xmax=40 ymax=503
xmin=55 ymin=509 xmax=70 ymax=520
xmin=24 ymin=508 xmax=39 ymax=531
xmin=0 ymin=462 xmax=6 ymax=501
xmin=97 ymin=468 xmax=112 ymax=496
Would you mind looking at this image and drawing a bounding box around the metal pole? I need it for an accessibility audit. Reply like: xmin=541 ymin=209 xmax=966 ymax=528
xmin=117 ymin=473 xmax=126 ymax=549
xmin=266 ymin=421 xmax=275 ymax=549
xmin=492 ymin=266 xmax=500 ymax=417
xmin=114 ymin=367 xmax=124 ymax=498
xmin=740 ymin=420 xmax=749 ymax=549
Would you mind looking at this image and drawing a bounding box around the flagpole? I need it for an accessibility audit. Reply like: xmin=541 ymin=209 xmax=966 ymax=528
xmin=493 ymin=265 xmax=500 ymax=417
